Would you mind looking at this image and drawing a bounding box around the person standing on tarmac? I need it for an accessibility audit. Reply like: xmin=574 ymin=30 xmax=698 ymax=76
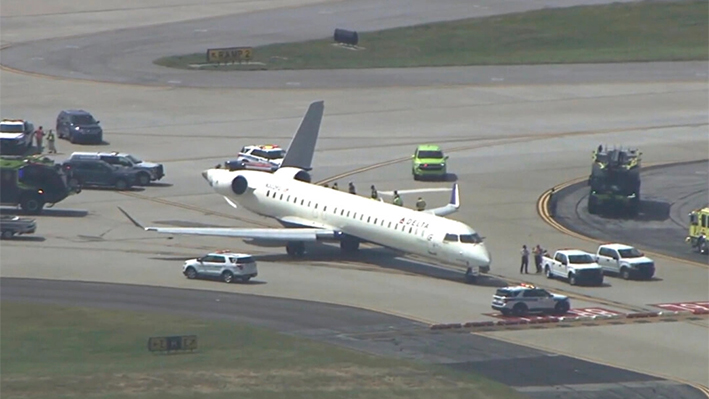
xmin=370 ymin=185 xmax=378 ymax=200
xmin=416 ymin=197 xmax=426 ymax=211
xmin=393 ymin=191 xmax=403 ymax=206
xmin=533 ymin=244 xmax=543 ymax=273
xmin=348 ymin=182 xmax=356 ymax=195
xmin=332 ymin=182 xmax=339 ymax=190
xmin=520 ymin=245 xmax=530 ymax=274
xmin=46 ymin=129 xmax=57 ymax=154
xmin=34 ymin=126 xmax=44 ymax=152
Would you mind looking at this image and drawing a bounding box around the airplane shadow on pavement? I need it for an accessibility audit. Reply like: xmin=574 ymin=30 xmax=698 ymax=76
xmin=254 ymin=243 xmax=508 ymax=287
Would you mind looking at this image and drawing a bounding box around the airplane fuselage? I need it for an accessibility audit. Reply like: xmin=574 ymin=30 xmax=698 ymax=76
xmin=205 ymin=168 xmax=491 ymax=271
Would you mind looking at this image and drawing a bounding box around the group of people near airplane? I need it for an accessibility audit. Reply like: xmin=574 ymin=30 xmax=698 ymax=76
xmin=323 ymin=181 xmax=427 ymax=211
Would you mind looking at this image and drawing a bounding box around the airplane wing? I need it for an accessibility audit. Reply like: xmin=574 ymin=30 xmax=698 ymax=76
xmin=280 ymin=100 xmax=324 ymax=171
xmin=117 ymin=207 xmax=337 ymax=242
xmin=424 ymin=183 xmax=460 ymax=217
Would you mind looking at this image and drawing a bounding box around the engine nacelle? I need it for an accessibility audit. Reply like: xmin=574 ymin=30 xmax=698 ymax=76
xmin=231 ymin=175 xmax=249 ymax=195
xmin=274 ymin=167 xmax=311 ymax=183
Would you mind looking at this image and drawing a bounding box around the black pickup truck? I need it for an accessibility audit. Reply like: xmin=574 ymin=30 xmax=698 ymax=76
xmin=0 ymin=215 xmax=37 ymax=239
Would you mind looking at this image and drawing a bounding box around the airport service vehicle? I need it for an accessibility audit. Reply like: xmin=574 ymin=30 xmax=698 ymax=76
xmin=687 ymin=207 xmax=709 ymax=255
xmin=0 ymin=215 xmax=37 ymax=239
xmin=587 ymin=146 xmax=641 ymax=216
xmin=62 ymin=159 xmax=139 ymax=190
xmin=119 ymin=101 xmax=491 ymax=278
xmin=182 ymin=251 xmax=258 ymax=283
xmin=0 ymin=156 xmax=80 ymax=214
xmin=69 ymin=152 xmax=164 ymax=186
xmin=491 ymin=284 xmax=570 ymax=316
xmin=595 ymin=243 xmax=655 ymax=280
xmin=237 ymin=145 xmax=286 ymax=167
xmin=0 ymin=119 xmax=35 ymax=155
xmin=224 ymin=159 xmax=278 ymax=173
xmin=56 ymin=109 xmax=103 ymax=144
xmin=412 ymin=144 xmax=448 ymax=180
xmin=543 ymin=249 xmax=604 ymax=286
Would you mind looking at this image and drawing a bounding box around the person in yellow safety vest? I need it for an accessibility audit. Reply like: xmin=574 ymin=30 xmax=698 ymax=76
xmin=370 ymin=185 xmax=378 ymax=200
xmin=46 ymin=129 xmax=57 ymax=154
xmin=348 ymin=182 xmax=356 ymax=195
xmin=393 ymin=191 xmax=403 ymax=206
xmin=416 ymin=197 xmax=426 ymax=211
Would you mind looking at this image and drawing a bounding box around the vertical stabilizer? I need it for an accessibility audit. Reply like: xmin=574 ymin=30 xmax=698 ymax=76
xmin=280 ymin=101 xmax=324 ymax=171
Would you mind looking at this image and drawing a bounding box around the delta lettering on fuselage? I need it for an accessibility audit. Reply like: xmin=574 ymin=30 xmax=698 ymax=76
xmin=399 ymin=217 xmax=429 ymax=229
xmin=265 ymin=183 xmax=288 ymax=192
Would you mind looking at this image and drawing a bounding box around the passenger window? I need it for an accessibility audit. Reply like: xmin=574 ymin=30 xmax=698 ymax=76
xmin=388 ymin=221 xmax=392 ymax=228
xmin=367 ymin=216 xmax=371 ymax=223
xmin=360 ymin=214 xmax=364 ymax=220
xmin=341 ymin=209 xmax=345 ymax=216
xmin=353 ymin=212 xmax=357 ymax=219
xmin=314 ymin=203 xmax=318 ymax=210
xmin=266 ymin=190 xmax=270 ymax=197
xmin=323 ymin=206 xmax=327 ymax=212
xmin=347 ymin=211 xmax=351 ymax=217
xmin=280 ymin=194 xmax=284 ymax=200
xmin=373 ymin=218 xmax=377 ymax=224
xmin=444 ymin=234 xmax=458 ymax=242
xmin=308 ymin=201 xmax=311 ymax=207
xmin=301 ymin=199 xmax=305 ymax=205
xmin=213 ymin=256 xmax=226 ymax=263
xmin=409 ymin=227 xmax=413 ymax=234
xmin=286 ymin=195 xmax=291 ymax=202
xmin=293 ymin=197 xmax=297 ymax=203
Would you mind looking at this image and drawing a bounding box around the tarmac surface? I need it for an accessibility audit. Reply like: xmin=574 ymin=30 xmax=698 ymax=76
xmin=3 ymin=277 xmax=704 ymax=399
xmin=553 ymin=160 xmax=709 ymax=264
xmin=1 ymin=0 xmax=708 ymax=397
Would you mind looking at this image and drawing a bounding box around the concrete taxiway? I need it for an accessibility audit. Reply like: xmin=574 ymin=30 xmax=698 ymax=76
xmin=1 ymin=0 xmax=708 ymax=396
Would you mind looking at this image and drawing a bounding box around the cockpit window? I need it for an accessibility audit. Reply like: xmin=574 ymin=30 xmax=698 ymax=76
xmin=444 ymin=234 xmax=458 ymax=242
xmin=460 ymin=233 xmax=483 ymax=244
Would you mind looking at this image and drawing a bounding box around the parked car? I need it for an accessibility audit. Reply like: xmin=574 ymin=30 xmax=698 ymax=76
xmin=56 ymin=110 xmax=103 ymax=144
xmin=412 ymin=144 xmax=448 ymax=180
xmin=595 ymin=243 xmax=655 ymax=280
xmin=62 ymin=159 xmax=139 ymax=190
xmin=492 ymin=284 xmax=571 ymax=316
xmin=68 ymin=152 xmax=164 ymax=186
xmin=183 ymin=251 xmax=258 ymax=283
xmin=543 ymin=249 xmax=604 ymax=286
xmin=0 ymin=215 xmax=36 ymax=239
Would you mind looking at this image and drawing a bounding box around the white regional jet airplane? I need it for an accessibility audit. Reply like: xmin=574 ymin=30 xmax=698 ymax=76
xmin=119 ymin=101 xmax=491 ymax=276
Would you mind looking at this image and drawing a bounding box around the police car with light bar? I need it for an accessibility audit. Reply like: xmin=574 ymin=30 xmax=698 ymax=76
xmin=0 ymin=119 xmax=35 ymax=155
xmin=491 ymin=284 xmax=570 ymax=316
xmin=238 ymin=145 xmax=285 ymax=165
xmin=182 ymin=250 xmax=258 ymax=283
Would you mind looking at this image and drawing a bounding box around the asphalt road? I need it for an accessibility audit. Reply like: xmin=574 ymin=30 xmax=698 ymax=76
xmin=2 ymin=0 xmax=707 ymax=88
xmin=2 ymin=277 xmax=704 ymax=399
xmin=552 ymin=160 xmax=709 ymax=263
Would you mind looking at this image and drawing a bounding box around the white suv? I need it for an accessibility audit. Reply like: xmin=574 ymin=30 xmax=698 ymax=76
xmin=491 ymin=284 xmax=570 ymax=316
xmin=183 ymin=251 xmax=258 ymax=283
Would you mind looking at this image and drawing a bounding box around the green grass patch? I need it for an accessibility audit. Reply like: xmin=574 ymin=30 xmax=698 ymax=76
xmin=155 ymin=1 xmax=708 ymax=71
xmin=1 ymin=302 xmax=521 ymax=399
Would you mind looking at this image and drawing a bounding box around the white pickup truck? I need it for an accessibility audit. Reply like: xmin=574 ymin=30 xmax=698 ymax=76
xmin=595 ymin=243 xmax=655 ymax=280
xmin=543 ymin=249 xmax=604 ymax=286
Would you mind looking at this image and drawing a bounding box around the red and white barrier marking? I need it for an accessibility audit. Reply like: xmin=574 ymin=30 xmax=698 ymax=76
xmin=650 ymin=301 xmax=709 ymax=314
xmin=484 ymin=307 xmax=624 ymax=322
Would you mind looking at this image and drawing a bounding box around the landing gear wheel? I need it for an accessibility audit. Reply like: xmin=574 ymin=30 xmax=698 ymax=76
xmin=512 ymin=303 xmax=528 ymax=317
xmin=286 ymin=242 xmax=305 ymax=257
xmin=340 ymin=236 xmax=360 ymax=253
xmin=221 ymin=271 xmax=234 ymax=283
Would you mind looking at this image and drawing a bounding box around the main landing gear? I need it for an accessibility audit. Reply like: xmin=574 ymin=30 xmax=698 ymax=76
xmin=286 ymin=241 xmax=305 ymax=257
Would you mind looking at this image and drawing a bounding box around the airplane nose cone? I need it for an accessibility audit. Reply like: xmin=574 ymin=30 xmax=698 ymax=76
xmin=470 ymin=244 xmax=491 ymax=271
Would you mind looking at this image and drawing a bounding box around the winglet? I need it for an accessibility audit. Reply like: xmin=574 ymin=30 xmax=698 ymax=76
xmin=280 ymin=101 xmax=324 ymax=171
xmin=117 ymin=207 xmax=146 ymax=230
xmin=449 ymin=183 xmax=460 ymax=208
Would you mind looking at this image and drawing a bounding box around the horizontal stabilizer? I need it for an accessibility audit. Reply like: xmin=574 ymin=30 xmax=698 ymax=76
xmin=281 ymin=101 xmax=324 ymax=171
